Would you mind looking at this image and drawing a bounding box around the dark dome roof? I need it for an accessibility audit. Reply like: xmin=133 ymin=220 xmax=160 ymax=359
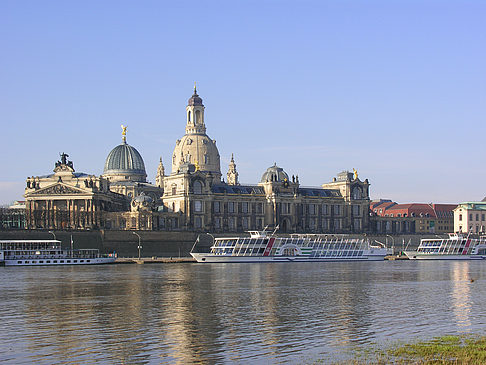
xmin=188 ymin=88 xmax=203 ymax=106
xmin=260 ymin=163 xmax=289 ymax=183
xmin=103 ymin=142 xmax=146 ymax=177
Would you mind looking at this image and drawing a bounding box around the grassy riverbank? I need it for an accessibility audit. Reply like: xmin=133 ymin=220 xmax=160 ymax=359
xmin=320 ymin=335 xmax=486 ymax=364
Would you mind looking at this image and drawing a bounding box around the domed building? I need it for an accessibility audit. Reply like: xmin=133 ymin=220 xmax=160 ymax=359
xmin=170 ymin=85 xmax=221 ymax=178
xmin=103 ymin=137 xmax=147 ymax=183
xmin=102 ymin=129 xmax=163 ymax=202
xmin=159 ymin=86 xmax=371 ymax=234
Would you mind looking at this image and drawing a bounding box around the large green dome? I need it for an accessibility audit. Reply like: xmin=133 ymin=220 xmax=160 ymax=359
xmin=103 ymin=141 xmax=147 ymax=182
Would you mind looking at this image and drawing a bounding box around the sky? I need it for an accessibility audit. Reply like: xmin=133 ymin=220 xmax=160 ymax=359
xmin=1 ymin=0 xmax=485 ymax=205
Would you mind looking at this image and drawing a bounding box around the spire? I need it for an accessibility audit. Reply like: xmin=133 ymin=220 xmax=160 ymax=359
xmin=155 ymin=157 xmax=165 ymax=188
xmin=194 ymin=81 xmax=197 ymax=95
xmin=227 ymin=153 xmax=239 ymax=185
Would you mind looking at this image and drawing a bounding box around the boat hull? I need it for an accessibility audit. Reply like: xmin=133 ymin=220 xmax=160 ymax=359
xmin=191 ymin=253 xmax=386 ymax=263
xmin=3 ymin=257 xmax=116 ymax=266
xmin=404 ymin=251 xmax=486 ymax=260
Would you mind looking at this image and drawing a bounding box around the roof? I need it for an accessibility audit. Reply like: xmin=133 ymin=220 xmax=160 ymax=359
xmin=212 ymin=185 xmax=265 ymax=195
xmin=455 ymin=202 xmax=486 ymax=211
xmin=103 ymin=142 xmax=146 ymax=176
xmin=299 ymin=188 xmax=341 ymax=197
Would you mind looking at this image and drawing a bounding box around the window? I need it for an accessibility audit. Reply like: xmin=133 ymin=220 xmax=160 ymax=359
xmin=470 ymin=214 xmax=473 ymax=220
xmin=281 ymin=203 xmax=290 ymax=214
xmin=322 ymin=204 xmax=329 ymax=215
xmin=172 ymin=184 xmax=177 ymax=195
xmin=334 ymin=205 xmax=341 ymax=215
xmin=188 ymin=110 xmax=191 ymax=122
xmin=242 ymin=217 xmax=249 ymax=230
xmin=229 ymin=217 xmax=235 ymax=230
xmin=257 ymin=203 xmax=263 ymax=214
xmin=214 ymin=201 xmax=221 ymax=213
xmin=193 ymin=181 xmax=203 ymax=194
xmin=241 ymin=202 xmax=249 ymax=213
xmin=204 ymin=154 xmax=209 ymax=164
xmin=214 ymin=218 xmax=221 ymax=229
xmin=482 ymin=214 xmax=485 ymax=221
xmin=308 ymin=204 xmax=315 ymax=215
xmin=195 ymin=217 xmax=202 ymax=229
xmin=228 ymin=202 xmax=235 ymax=213
xmin=352 ymin=205 xmax=361 ymax=217
xmin=459 ymin=214 xmax=462 ymax=221
xmin=194 ymin=201 xmax=202 ymax=212
xmin=476 ymin=214 xmax=479 ymax=221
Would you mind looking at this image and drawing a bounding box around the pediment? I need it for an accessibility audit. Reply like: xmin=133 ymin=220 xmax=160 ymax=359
xmin=28 ymin=183 xmax=89 ymax=196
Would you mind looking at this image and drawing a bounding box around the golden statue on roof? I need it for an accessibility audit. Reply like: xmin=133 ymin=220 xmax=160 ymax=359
xmin=353 ymin=168 xmax=358 ymax=180
xmin=121 ymin=124 xmax=127 ymax=136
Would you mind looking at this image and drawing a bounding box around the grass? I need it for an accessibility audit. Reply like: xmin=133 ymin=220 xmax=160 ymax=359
xmin=315 ymin=335 xmax=486 ymax=364
xmin=387 ymin=335 xmax=486 ymax=364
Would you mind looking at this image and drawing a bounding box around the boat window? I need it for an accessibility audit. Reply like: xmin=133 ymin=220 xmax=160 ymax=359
xmin=60 ymin=260 xmax=64 ymax=263
xmin=53 ymin=260 xmax=57 ymax=263
xmin=80 ymin=260 xmax=84 ymax=263
xmin=17 ymin=261 xmax=22 ymax=264
xmin=25 ymin=261 xmax=29 ymax=264
xmin=74 ymin=260 xmax=77 ymax=263
xmin=46 ymin=261 xmax=50 ymax=263
xmin=87 ymin=260 xmax=91 ymax=262
xmin=39 ymin=261 xmax=43 ymax=263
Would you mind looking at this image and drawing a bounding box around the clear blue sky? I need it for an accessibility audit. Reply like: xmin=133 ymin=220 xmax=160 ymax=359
xmin=1 ymin=0 xmax=485 ymax=205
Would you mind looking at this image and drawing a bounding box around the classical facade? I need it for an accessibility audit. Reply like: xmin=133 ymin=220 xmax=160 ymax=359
xmin=454 ymin=201 xmax=486 ymax=234
xmin=24 ymin=85 xmax=372 ymax=233
xmin=24 ymin=153 xmax=127 ymax=229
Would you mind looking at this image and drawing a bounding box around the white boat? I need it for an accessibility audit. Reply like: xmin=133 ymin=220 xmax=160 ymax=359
xmin=0 ymin=240 xmax=117 ymax=266
xmin=191 ymin=230 xmax=388 ymax=263
xmin=404 ymin=234 xmax=486 ymax=260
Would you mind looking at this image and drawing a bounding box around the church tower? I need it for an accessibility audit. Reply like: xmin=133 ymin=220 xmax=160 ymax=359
xmin=171 ymin=84 xmax=221 ymax=179
xmin=185 ymin=83 xmax=206 ymax=135
xmin=227 ymin=153 xmax=239 ymax=185
xmin=155 ymin=157 xmax=165 ymax=188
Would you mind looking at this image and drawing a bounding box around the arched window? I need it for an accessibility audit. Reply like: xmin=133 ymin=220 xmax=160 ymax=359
xmin=188 ymin=111 xmax=191 ymax=122
xmin=195 ymin=110 xmax=201 ymax=123
xmin=193 ymin=181 xmax=203 ymax=194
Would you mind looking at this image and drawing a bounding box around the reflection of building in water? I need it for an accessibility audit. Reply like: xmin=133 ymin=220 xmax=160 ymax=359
xmin=159 ymin=265 xmax=225 ymax=364
xmin=451 ymin=262 xmax=472 ymax=328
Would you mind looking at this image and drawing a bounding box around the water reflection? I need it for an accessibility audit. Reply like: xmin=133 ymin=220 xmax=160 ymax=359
xmin=1 ymin=261 xmax=486 ymax=364
xmin=451 ymin=261 xmax=472 ymax=329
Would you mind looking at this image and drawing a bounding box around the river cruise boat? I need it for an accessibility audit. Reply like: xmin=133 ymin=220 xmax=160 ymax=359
xmin=404 ymin=234 xmax=486 ymax=260
xmin=191 ymin=231 xmax=388 ymax=263
xmin=0 ymin=240 xmax=117 ymax=266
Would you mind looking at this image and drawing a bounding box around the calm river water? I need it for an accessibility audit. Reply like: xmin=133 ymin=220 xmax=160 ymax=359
xmin=1 ymin=260 xmax=486 ymax=364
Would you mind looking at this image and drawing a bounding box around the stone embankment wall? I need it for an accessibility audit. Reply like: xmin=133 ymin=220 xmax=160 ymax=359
xmin=0 ymin=230 xmax=443 ymax=257
xmin=0 ymin=230 xmax=203 ymax=257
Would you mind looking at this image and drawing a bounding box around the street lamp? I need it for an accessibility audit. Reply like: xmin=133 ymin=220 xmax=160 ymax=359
xmin=132 ymin=231 xmax=142 ymax=260
xmin=48 ymin=230 xmax=56 ymax=240
xmin=386 ymin=234 xmax=395 ymax=255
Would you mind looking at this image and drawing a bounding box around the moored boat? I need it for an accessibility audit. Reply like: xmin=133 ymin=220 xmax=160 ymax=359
xmin=0 ymin=240 xmax=117 ymax=266
xmin=191 ymin=230 xmax=388 ymax=263
xmin=404 ymin=234 xmax=486 ymax=260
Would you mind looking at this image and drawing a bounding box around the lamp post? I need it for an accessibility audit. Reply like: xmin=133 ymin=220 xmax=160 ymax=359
xmin=132 ymin=231 xmax=142 ymax=260
xmin=48 ymin=230 xmax=56 ymax=240
xmin=386 ymin=234 xmax=395 ymax=255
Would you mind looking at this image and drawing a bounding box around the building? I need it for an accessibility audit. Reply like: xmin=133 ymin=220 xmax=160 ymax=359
xmin=454 ymin=201 xmax=486 ymax=234
xmin=24 ymin=86 xmax=371 ymax=233
xmin=370 ymin=200 xmax=456 ymax=234
xmin=159 ymin=86 xmax=371 ymax=233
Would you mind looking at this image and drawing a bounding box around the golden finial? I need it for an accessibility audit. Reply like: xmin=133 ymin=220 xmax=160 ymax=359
xmin=194 ymin=81 xmax=197 ymax=94
xmin=353 ymin=168 xmax=358 ymax=180
xmin=194 ymin=160 xmax=200 ymax=171
xmin=121 ymin=124 xmax=127 ymax=143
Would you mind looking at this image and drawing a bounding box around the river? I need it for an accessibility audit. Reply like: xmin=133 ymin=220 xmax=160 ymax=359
xmin=1 ymin=260 xmax=485 ymax=364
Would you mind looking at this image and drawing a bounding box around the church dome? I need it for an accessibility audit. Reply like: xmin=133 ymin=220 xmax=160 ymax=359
xmin=103 ymin=141 xmax=147 ymax=182
xmin=260 ymin=163 xmax=289 ymax=183
xmin=172 ymin=134 xmax=220 ymax=175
